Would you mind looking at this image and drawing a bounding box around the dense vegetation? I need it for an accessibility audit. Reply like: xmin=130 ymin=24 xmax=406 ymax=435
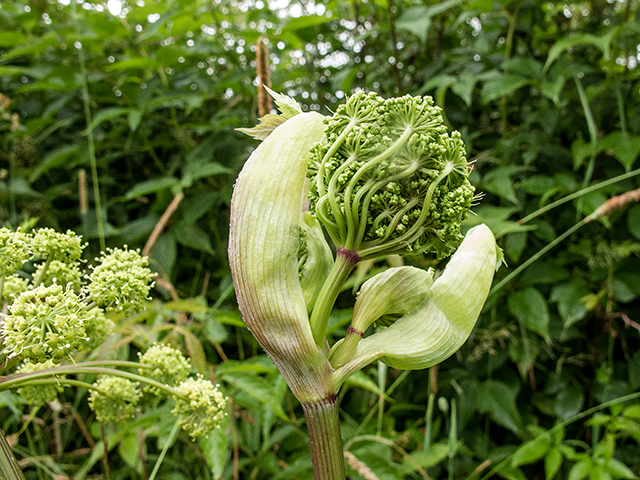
xmin=1 ymin=0 xmax=640 ymax=479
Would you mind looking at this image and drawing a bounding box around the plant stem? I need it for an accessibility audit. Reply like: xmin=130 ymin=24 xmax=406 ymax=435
xmin=309 ymin=248 xmax=359 ymax=346
xmin=301 ymin=395 xmax=345 ymax=480
xmin=0 ymin=429 xmax=26 ymax=480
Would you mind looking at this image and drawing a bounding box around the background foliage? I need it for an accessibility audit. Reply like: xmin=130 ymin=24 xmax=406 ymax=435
xmin=1 ymin=0 xmax=640 ymax=478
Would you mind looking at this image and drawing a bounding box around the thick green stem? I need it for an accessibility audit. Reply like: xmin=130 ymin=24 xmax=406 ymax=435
xmin=0 ymin=429 xmax=26 ymax=480
xmin=309 ymin=248 xmax=359 ymax=345
xmin=302 ymin=395 xmax=345 ymax=480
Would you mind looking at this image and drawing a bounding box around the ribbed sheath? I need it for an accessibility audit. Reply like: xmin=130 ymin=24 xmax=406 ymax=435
xmin=302 ymin=396 xmax=346 ymax=480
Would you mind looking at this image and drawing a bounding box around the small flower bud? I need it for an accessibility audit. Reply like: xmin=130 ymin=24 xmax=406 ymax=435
xmin=89 ymin=377 xmax=142 ymax=422
xmin=138 ymin=344 xmax=191 ymax=395
xmin=0 ymin=228 xmax=32 ymax=277
xmin=172 ymin=376 xmax=227 ymax=438
xmin=16 ymin=360 xmax=63 ymax=406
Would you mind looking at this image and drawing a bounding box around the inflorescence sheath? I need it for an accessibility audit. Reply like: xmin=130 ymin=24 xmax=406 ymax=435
xmin=307 ymin=92 xmax=476 ymax=260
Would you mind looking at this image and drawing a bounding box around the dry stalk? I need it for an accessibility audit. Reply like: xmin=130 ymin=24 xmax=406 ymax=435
xmin=256 ymin=36 xmax=272 ymax=117
xmin=343 ymin=451 xmax=380 ymax=480
xmin=142 ymin=192 xmax=184 ymax=257
xmin=586 ymin=186 xmax=640 ymax=222
xmin=78 ymin=169 xmax=88 ymax=215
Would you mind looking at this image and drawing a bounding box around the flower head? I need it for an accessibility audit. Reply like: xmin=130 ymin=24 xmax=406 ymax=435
xmin=0 ymin=228 xmax=32 ymax=277
xmin=87 ymin=247 xmax=154 ymax=314
xmin=2 ymin=284 xmax=90 ymax=363
xmin=138 ymin=344 xmax=191 ymax=395
xmin=32 ymin=228 xmax=85 ymax=263
xmin=1 ymin=274 xmax=29 ymax=303
xmin=307 ymin=92 xmax=476 ymax=259
xmin=172 ymin=376 xmax=227 ymax=438
xmin=89 ymin=376 xmax=142 ymax=422
xmin=82 ymin=307 xmax=115 ymax=350
xmin=16 ymin=360 xmax=63 ymax=406
xmin=33 ymin=259 xmax=83 ymax=291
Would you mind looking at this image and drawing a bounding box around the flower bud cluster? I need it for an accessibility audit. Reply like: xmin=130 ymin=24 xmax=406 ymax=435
xmin=138 ymin=344 xmax=191 ymax=395
xmin=172 ymin=376 xmax=227 ymax=438
xmin=0 ymin=228 xmax=32 ymax=277
xmin=89 ymin=376 xmax=142 ymax=422
xmin=307 ymin=92 xmax=476 ymax=259
xmin=83 ymin=307 xmax=115 ymax=350
xmin=2 ymin=284 xmax=90 ymax=363
xmin=31 ymin=228 xmax=85 ymax=262
xmin=16 ymin=360 xmax=64 ymax=406
xmin=34 ymin=259 xmax=83 ymax=291
xmin=87 ymin=247 xmax=154 ymax=314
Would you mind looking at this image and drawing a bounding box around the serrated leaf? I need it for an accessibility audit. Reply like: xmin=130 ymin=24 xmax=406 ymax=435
xmin=475 ymin=380 xmax=523 ymax=434
xmin=236 ymin=114 xmax=287 ymax=140
xmin=264 ymin=86 xmax=302 ymax=119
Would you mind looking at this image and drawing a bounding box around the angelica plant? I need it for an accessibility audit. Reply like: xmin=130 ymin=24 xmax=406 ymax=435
xmin=231 ymin=90 xmax=500 ymax=480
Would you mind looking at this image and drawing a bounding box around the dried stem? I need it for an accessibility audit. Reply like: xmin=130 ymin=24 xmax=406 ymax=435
xmin=142 ymin=192 xmax=185 ymax=257
xmin=256 ymin=37 xmax=272 ymax=117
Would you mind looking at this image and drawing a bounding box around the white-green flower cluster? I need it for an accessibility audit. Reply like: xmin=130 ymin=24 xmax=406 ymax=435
xmin=1 ymin=274 xmax=29 ymax=302
xmin=33 ymin=259 xmax=83 ymax=291
xmin=83 ymin=308 xmax=115 ymax=350
xmin=1 ymin=284 xmax=90 ymax=363
xmin=16 ymin=360 xmax=63 ymax=406
xmin=172 ymin=376 xmax=227 ymax=438
xmin=89 ymin=376 xmax=142 ymax=422
xmin=0 ymin=228 xmax=32 ymax=277
xmin=138 ymin=344 xmax=191 ymax=395
xmin=87 ymin=247 xmax=154 ymax=314
xmin=31 ymin=228 xmax=85 ymax=262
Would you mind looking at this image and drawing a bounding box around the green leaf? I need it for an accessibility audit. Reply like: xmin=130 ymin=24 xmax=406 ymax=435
xmin=481 ymin=74 xmax=531 ymax=103
xmin=163 ymin=300 xmax=209 ymax=313
xmin=543 ymin=29 xmax=619 ymax=72
xmin=203 ymin=317 xmax=228 ymax=345
xmin=550 ymin=280 xmax=590 ymax=329
xmin=568 ymin=459 xmax=592 ymax=480
xmin=571 ymin=138 xmax=597 ymax=170
xmin=118 ymin=430 xmax=145 ymax=473
xmin=601 ymin=131 xmax=640 ymax=171
xmin=177 ymin=326 xmax=207 ymax=375
xmin=475 ymin=380 xmax=523 ymax=434
xmin=174 ymin=224 xmax=214 ymax=253
xmin=554 ymin=383 xmax=584 ymax=420
xmin=265 ymin=86 xmax=302 ymax=119
xmin=28 ymin=144 xmax=79 ymax=182
xmin=128 ymin=109 xmax=143 ymax=131
xmin=511 ymin=436 xmax=550 ymax=467
xmin=106 ymin=57 xmax=159 ymax=71
xmin=343 ymin=370 xmax=391 ymax=400
xmin=199 ymin=414 xmax=230 ymax=477
xmin=285 ymin=14 xmax=333 ymax=31
xmin=545 ymin=447 xmax=563 ymax=480
xmin=508 ymin=287 xmax=550 ymax=340
xmin=222 ymin=373 xmax=288 ymax=420
xmin=236 ymin=114 xmax=287 ymax=141
xmin=396 ymin=0 xmax=458 ymax=43
xmin=605 ymin=459 xmax=637 ymax=480
xmin=628 ymin=205 xmax=640 ymax=241
xmin=0 ymin=32 xmax=26 ymax=47
xmin=82 ymin=107 xmax=129 ymax=134
xmin=0 ymin=66 xmax=26 ymax=76
xmin=153 ymin=232 xmax=177 ymax=277
xmin=123 ymin=177 xmax=178 ymax=200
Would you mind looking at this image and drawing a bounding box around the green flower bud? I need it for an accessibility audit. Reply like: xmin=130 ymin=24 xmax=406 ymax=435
xmin=138 ymin=344 xmax=191 ymax=395
xmin=33 ymin=259 xmax=83 ymax=291
xmin=89 ymin=376 xmax=141 ymax=422
xmin=16 ymin=360 xmax=63 ymax=406
xmin=333 ymin=224 xmax=499 ymax=386
xmin=87 ymin=247 xmax=154 ymax=314
xmin=32 ymin=228 xmax=85 ymax=263
xmin=1 ymin=284 xmax=90 ymax=363
xmin=82 ymin=307 xmax=115 ymax=350
xmin=1 ymin=275 xmax=29 ymax=303
xmin=0 ymin=228 xmax=32 ymax=277
xmin=172 ymin=376 xmax=226 ymax=438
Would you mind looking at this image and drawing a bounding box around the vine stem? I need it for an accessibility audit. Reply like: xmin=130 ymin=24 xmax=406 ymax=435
xmin=309 ymin=248 xmax=360 ymax=346
xmin=301 ymin=395 xmax=346 ymax=480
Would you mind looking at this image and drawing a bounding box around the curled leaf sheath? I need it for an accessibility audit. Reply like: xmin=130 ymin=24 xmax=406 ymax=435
xmin=229 ymin=112 xmax=333 ymax=402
